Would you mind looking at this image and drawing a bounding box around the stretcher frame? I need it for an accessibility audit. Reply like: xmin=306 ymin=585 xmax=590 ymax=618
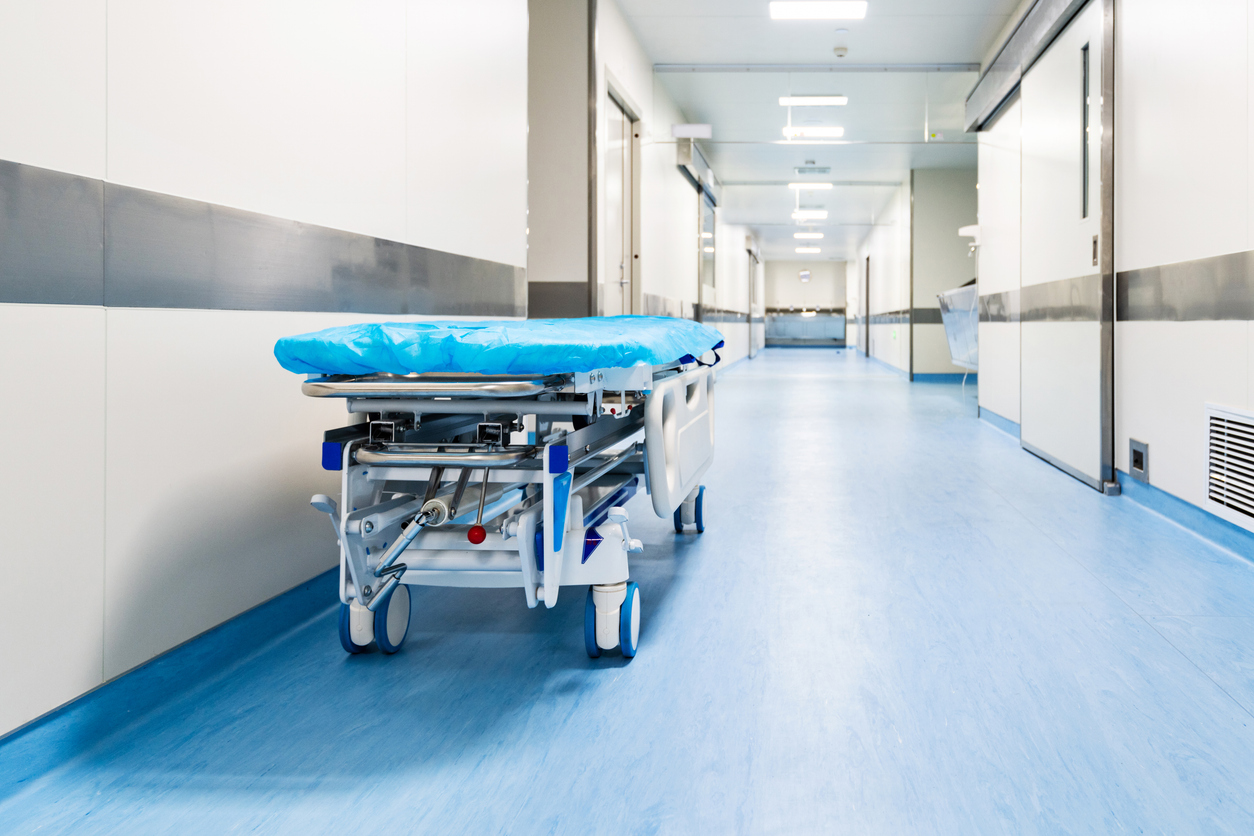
xmin=307 ymin=358 xmax=716 ymax=657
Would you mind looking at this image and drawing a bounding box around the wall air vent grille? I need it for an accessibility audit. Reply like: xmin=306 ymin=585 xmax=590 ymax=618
xmin=1206 ymin=404 xmax=1254 ymax=530
xmin=794 ymin=166 xmax=830 ymax=175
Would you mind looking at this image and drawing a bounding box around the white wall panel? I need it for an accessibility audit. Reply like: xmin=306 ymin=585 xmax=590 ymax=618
xmin=406 ymin=0 xmax=528 ymax=267
xmin=765 ymin=261 xmax=845 ymax=309
xmin=912 ymin=169 xmax=978 ymax=303
xmin=912 ymin=168 xmax=976 ymax=375
xmin=106 ymin=0 xmax=408 ymax=243
xmin=640 ymin=109 xmax=699 ymax=303
xmin=977 ymin=99 xmax=1021 ymax=296
xmin=600 ymin=0 xmax=654 ymax=122
xmin=0 ymin=0 xmax=106 ymax=179
xmin=1116 ymin=321 xmax=1248 ymax=507
xmin=914 ymin=324 xmax=967 ymax=375
xmin=869 ymin=323 xmax=909 ymax=371
xmin=1116 ymin=0 xmax=1247 ymax=271
xmin=529 ymin=0 xmax=590 ymax=285
xmin=1020 ymin=0 xmax=1101 ymax=288
xmin=1021 ymin=321 xmax=1101 ymax=476
xmin=713 ymin=221 xmax=755 ymax=314
xmin=102 ymin=308 xmax=405 ymax=678
xmin=978 ymin=322 xmax=1020 ymax=423
xmin=846 ymin=261 xmax=862 ymax=351
xmin=601 ymin=0 xmax=701 ymax=307
xmin=0 ymin=305 xmax=105 ymax=736
xmin=860 ymin=182 xmax=911 ymax=371
xmin=716 ymin=322 xmax=750 ymax=367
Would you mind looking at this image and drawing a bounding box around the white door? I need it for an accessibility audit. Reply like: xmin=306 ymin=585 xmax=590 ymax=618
xmin=1019 ymin=0 xmax=1110 ymax=489
xmin=603 ymin=99 xmax=632 ymax=316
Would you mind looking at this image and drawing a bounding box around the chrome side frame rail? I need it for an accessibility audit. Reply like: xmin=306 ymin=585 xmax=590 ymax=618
xmin=303 ymin=372 xmax=571 ymax=399
xmin=355 ymin=445 xmax=538 ymax=468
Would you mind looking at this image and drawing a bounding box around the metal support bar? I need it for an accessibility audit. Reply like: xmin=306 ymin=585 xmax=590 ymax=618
xmin=449 ymin=469 xmax=471 ymax=520
xmin=348 ymin=398 xmax=593 ymax=417
xmin=355 ymin=445 xmax=537 ymax=468
xmin=572 ymin=445 xmax=642 ymax=494
xmin=474 ymin=468 xmax=490 ymax=525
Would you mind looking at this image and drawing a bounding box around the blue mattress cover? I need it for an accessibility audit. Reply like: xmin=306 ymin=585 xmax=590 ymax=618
xmin=274 ymin=316 xmax=725 ymax=376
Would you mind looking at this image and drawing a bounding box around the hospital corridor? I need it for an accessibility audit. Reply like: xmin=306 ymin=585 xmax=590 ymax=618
xmin=4 ymin=1 xmax=1254 ymax=834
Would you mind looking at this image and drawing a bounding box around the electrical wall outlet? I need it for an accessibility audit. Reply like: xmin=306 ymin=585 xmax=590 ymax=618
xmin=1129 ymin=438 xmax=1149 ymax=483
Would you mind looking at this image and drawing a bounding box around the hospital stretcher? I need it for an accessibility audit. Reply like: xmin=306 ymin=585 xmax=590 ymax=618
xmin=274 ymin=316 xmax=723 ymax=658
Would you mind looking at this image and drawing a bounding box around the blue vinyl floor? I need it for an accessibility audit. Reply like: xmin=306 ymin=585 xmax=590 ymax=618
xmin=6 ymin=348 xmax=1254 ymax=833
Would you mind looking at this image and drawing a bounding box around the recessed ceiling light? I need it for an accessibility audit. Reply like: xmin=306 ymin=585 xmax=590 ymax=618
xmin=703 ymin=246 xmax=715 ymax=253
xmin=794 ymin=232 xmax=824 ymax=239
xmin=701 ymin=232 xmax=713 ymax=238
xmin=795 ymin=247 xmax=822 ymax=254
xmin=783 ymin=126 xmax=845 ymax=138
xmin=792 ymin=210 xmax=828 ymax=220
xmin=770 ymin=2 xmax=868 ymax=20
xmin=779 ymin=96 xmax=848 ymax=107
xmin=789 ymin=182 xmax=833 ymax=190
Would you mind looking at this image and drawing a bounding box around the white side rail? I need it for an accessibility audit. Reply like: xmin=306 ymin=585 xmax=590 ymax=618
xmin=644 ymin=364 xmax=715 ymax=517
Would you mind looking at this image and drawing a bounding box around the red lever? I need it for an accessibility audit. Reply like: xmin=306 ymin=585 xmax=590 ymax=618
xmin=467 ymin=525 xmax=487 ymax=544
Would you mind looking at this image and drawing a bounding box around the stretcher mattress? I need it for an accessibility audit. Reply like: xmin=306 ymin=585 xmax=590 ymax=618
xmin=274 ymin=316 xmax=725 ymax=376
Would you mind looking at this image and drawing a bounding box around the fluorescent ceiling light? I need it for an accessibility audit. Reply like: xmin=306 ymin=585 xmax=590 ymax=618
xmin=783 ymin=126 xmax=844 ymax=139
xmin=789 ymin=182 xmax=833 ymax=190
xmin=792 ymin=210 xmax=828 ymax=220
xmin=770 ymin=2 xmax=868 ymax=20
xmin=794 ymin=232 xmax=824 ymax=239
xmin=703 ymin=246 xmax=715 ymax=253
xmin=801 ymin=310 xmax=818 ymax=317
xmin=780 ymin=96 xmax=848 ymax=107
xmin=701 ymin=232 xmax=713 ymax=239
xmin=795 ymin=247 xmax=822 ymax=254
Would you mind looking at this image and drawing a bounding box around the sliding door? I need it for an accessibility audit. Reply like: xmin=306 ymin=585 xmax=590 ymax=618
xmin=1019 ymin=0 xmax=1113 ymax=490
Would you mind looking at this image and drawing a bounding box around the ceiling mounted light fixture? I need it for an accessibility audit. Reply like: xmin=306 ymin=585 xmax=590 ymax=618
xmin=770 ymin=1 xmax=868 ymax=20
xmin=792 ymin=210 xmax=828 ymax=220
xmin=794 ymin=232 xmax=824 ymax=239
xmin=779 ymin=96 xmax=848 ymax=107
xmin=795 ymin=247 xmax=822 ymax=254
xmin=788 ymin=182 xmax=833 ymax=190
xmin=701 ymin=232 xmax=713 ymax=238
xmin=703 ymin=246 xmax=715 ymax=253
xmin=783 ymin=126 xmax=845 ymax=139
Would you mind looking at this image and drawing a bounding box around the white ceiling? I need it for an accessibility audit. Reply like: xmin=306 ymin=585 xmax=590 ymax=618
xmin=617 ymin=0 xmax=1021 ymax=261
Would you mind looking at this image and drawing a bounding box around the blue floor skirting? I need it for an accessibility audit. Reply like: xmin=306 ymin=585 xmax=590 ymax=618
xmin=978 ymin=406 xmax=1020 ymax=439
xmin=1116 ymin=471 xmax=1254 ymax=561
xmin=864 ymin=354 xmax=908 ymax=377
xmin=913 ymin=372 xmax=976 ymax=383
xmin=0 ymin=569 xmax=339 ymax=796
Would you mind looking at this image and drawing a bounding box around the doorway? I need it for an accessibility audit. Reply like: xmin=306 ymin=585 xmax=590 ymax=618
xmin=603 ymin=95 xmax=635 ymax=316
xmin=860 ymin=256 xmax=870 ymax=354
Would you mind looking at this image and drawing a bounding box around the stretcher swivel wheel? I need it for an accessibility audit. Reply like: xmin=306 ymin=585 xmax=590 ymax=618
xmin=694 ymin=485 xmax=705 ymax=533
xmin=584 ymin=587 xmax=602 ymax=658
xmin=673 ymin=485 xmax=707 ymax=534
xmin=374 ymin=584 xmax=411 ymax=654
xmin=338 ymin=603 xmax=370 ymax=655
xmin=619 ymin=582 xmax=641 ymax=658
